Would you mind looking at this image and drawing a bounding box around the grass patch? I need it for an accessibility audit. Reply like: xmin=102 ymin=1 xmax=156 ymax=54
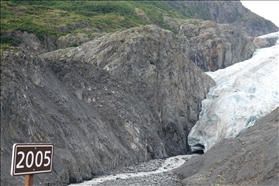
xmin=0 ymin=1 xmax=192 ymax=49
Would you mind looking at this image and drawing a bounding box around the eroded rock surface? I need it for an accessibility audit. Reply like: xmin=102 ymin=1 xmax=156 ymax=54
xmin=1 ymin=25 xmax=214 ymax=185
xmin=164 ymin=17 xmax=256 ymax=71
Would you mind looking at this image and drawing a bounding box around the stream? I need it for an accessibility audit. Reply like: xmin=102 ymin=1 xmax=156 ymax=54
xmin=70 ymin=155 xmax=198 ymax=186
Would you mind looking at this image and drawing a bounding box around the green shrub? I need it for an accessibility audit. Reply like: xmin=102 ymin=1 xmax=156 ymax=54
xmin=68 ymin=43 xmax=79 ymax=47
xmin=0 ymin=35 xmax=20 ymax=46
xmin=18 ymin=21 xmax=54 ymax=42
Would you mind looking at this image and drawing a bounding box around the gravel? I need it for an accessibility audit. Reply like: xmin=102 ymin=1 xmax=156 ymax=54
xmin=95 ymin=172 xmax=183 ymax=186
xmin=108 ymin=159 xmax=165 ymax=174
xmin=71 ymin=155 xmax=197 ymax=186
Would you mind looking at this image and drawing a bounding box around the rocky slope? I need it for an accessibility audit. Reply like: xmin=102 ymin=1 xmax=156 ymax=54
xmin=175 ymin=107 xmax=279 ymax=186
xmin=1 ymin=25 xmax=215 ymax=185
xmin=166 ymin=0 xmax=278 ymax=37
xmin=11 ymin=16 xmax=259 ymax=74
xmin=2 ymin=1 xmax=278 ymax=54
xmin=1 ymin=1 xmax=278 ymax=186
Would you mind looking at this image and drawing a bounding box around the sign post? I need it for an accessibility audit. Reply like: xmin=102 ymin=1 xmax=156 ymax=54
xmin=24 ymin=174 xmax=34 ymax=186
xmin=11 ymin=143 xmax=53 ymax=186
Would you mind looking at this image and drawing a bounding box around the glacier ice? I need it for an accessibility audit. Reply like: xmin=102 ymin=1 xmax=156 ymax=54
xmin=188 ymin=32 xmax=279 ymax=153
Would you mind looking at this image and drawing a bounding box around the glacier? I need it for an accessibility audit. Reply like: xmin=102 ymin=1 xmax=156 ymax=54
xmin=188 ymin=32 xmax=279 ymax=153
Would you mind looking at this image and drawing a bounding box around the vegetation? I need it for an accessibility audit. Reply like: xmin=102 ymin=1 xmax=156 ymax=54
xmin=0 ymin=0 xmax=194 ymax=50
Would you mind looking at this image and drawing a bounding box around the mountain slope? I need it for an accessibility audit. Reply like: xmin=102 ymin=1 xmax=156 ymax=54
xmin=1 ymin=1 xmax=278 ymax=185
xmin=1 ymin=1 xmax=278 ymax=52
xmin=166 ymin=0 xmax=278 ymax=37
xmin=1 ymin=25 xmax=215 ymax=185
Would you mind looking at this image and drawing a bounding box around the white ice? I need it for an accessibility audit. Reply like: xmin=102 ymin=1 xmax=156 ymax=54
xmin=188 ymin=32 xmax=279 ymax=153
xmin=70 ymin=155 xmax=196 ymax=186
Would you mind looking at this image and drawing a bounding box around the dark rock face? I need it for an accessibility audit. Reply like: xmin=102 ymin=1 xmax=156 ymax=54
xmin=7 ymin=31 xmax=59 ymax=54
xmin=175 ymin=107 xmax=279 ymax=186
xmin=164 ymin=17 xmax=256 ymax=71
xmin=12 ymin=30 xmax=48 ymax=54
xmin=186 ymin=22 xmax=256 ymax=72
xmin=0 ymin=25 xmax=215 ymax=185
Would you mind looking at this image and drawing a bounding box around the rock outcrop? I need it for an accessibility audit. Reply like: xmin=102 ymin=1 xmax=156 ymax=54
xmin=164 ymin=17 xmax=256 ymax=71
xmin=135 ymin=8 xmax=150 ymax=22
xmin=175 ymin=107 xmax=279 ymax=186
xmin=12 ymin=30 xmax=48 ymax=54
xmin=166 ymin=1 xmax=278 ymax=37
xmin=10 ymin=17 xmax=258 ymax=73
xmin=3 ymin=1 xmax=277 ymax=57
xmin=253 ymin=32 xmax=279 ymax=48
xmin=0 ymin=25 xmax=215 ymax=185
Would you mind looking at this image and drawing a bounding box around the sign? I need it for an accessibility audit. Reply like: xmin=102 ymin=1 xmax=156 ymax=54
xmin=11 ymin=143 xmax=53 ymax=176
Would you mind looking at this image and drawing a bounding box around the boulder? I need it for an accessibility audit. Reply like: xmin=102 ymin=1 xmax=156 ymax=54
xmin=253 ymin=32 xmax=279 ymax=48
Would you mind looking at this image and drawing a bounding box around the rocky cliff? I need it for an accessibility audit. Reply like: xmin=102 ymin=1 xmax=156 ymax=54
xmin=164 ymin=17 xmax=256 ymax=71
xmin=175 ymin=107 xmax=279 ymax=186
xmin=1 ymin=25 xmax=215 ymax=185
xmin=12 ymin=17 xmax=259 ymax=73
xmin=166 ymin=0 xmax=278 ymax=37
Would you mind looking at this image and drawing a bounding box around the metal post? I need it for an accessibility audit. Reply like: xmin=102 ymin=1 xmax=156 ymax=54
xmin=24 ymin=174 xmax=34 ymax=186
